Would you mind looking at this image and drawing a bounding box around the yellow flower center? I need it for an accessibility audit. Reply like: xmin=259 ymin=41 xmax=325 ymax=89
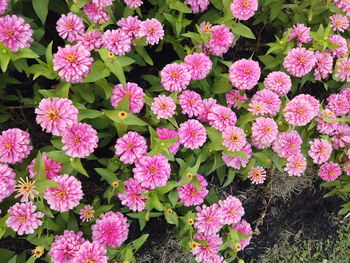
xmin=66 ymin=22 xmax=73 ymax=29
xmin=56 ymin=189 xmax=68 ymax=199
xmin=6 ymin=29 xmax=14 ymax=37
xmin=171 ymin=71 xmax=179 ymax=78
xmin=46 ymin=108 xmax=60 ymax=121
xmin=65 ymin=54 xmax=77 ymax=63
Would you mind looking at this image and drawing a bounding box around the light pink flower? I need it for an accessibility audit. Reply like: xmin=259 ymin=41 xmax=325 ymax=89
xmin=185 ymin=0 xmax=209 ymax=13
xmin=197 ymin=98 xmax=217 ymax=122
xmin=330 ymin=14 xmax=349 ymax=32
xmin=333 ymin=0 xmax=350 ymax=17
xmin=151 ymin=95 xmax=176 ymax=119
xmin=233 ymin=220 xmax=252 ymax=250
xmin=335 ymin=58 xmax=350 ymax=82
xmin=226 ymin=90 xmax=247 ymax=109
xmin=326 ymin=93 xmax=350 ymax=116
xmin=73 ymin=241 xmax=108 ymax=263
xmin=251 ymin=117 xmax=278 ymax=147
xmin=231 ymin=0 xmax=258 ymax=20
xmin=115 ymin=131 xmax=147 ymax=164
xmin=83 ymin=2 xmax=110 ymax=25
xmin=263 ymin=71 xmax=291 ymax=97
xmin=194 ymin=204 xmax=224 ymax=235
xmin=62 ymin=122 xmax=98 ymax=158
xmin=161 ymin=63 xmax=191 ymax=92
xmin=283 ymin=97 xmax=317 ymax=126
xmin=319 ymin=162 xmax=342 ymax=181
xmin=28 ymin=153 xmax=61 ymax=180
xmin=284 ymin=154 xmax=306 ymax=176
xmin=102 ymin=29 xmax=132 ymax=55
xmin=6 ymin=201 xmax=43 ymax=235
xmin=118 ymin=178 xmax=147 ymax=211
xmin=92 ymin=0 xmax=113 ymax=7
xmin=56 ymin=13 xmax=84 ymax=42
xmin=331 ymin=123 xmax=350 ymax=149
xmin=283 ymin=47 xmax=316 ymax=77
xmin=222 ymin=142 xmax=252 ymax=169
xmin=218 ymin=195 xmax=244 ymax=225
xmin=328 ymin=34 xmax=348 ymax=58
xmin=0 ymin=164 xmax=16 ymax=203
xmin=208 ymin=105 xmax=237 ymax=131
xmin=139 ymin=18 xmax=164 ymax=45
xmin=124 ymin=0 xmax=143 ymax=8
xmin=111 ymin=82 xmax=145 ymax=114
xmin=248 ymin=100 xmax=268 ymax=115
xmin=344 ymin=163 xmax=350 ymax=176
xmin=76 ymin=31 xmax=103 ymax=51
xmin=316 ymin=109 xmax=338 ymax=135
xmin=156 ymin=128 xmax=180 ymax=155
xmin=205 ymin=24 xmax=234 ymax=56
xmin=178 ymin=119 xmax=207 ymax=149
xmin=308 ymin=138 xmax=332 ymax=164
xmin=178 ymin=174 xmax=208 ymax=207
xmin=117 ymin=16 xmax=141 ymax=38
xmin=35 ymin=97 xmax=78 ymax=136
xmin=79 ymin=205 xmax=95 ymax=222
xmin=341 ymin=88 xmax=350 ymax=102
xmin=248 ymin=166 xmax=266 ymax=184
xmin=192 ymin=233 xmax=222 ymax=263
xmin=314 ymin=51 xmax=333 ymax=81
xmin=0 ymin=128 xmax=32 ymax=164
xmin=184 ymin=53 xmax=212 ymax=80
xmin=133 ymin=154 xmax=171 ymax=189
xmin=92 ymin=211 xmax=129 ymax=248
xmin=0 ymin=0 xmax=8 ymax=15
xmin=250 ymin=89 xmax=281 ymax=115
xmin=222 ymin=126 xmax=246 ymax=152
xmin=272 ymin=131 xmax=302 ymax=158
xmin=179 ymin=90 xmax=203 ymax=118
xmin=53 ymin=44 xmax=93 ymax=83
xmin=229 ymin=59 xmax=261 ymax=90
xmin=289 ymin=24 xmax=312 ymax=46
xmin=44 ymin=174 xmax=83 ymax=212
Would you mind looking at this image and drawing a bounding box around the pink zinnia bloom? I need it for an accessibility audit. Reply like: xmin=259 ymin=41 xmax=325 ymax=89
xmin=0 ymin=164 xmax=16 ymax=203
xmin=6 ymin=201 xmax=43 ymax=235
xmin=263 ymin=71 xmax=291 ymax=97
xmin=218 ymin=195 xmax=244 ymax=225
xmin=184 ymin=53 xmax=212 ymax=80
xmin=229 ymin=59 xmax=260 ymax=90
xmin=0 ymin=128 xmax=32 ymax=164
xmin=341 ymin=88 xmax=350 ymax=102
xmin=331 ymin=123 xmax=350 ymax=149
xmin=35 ymin=97 xmax=78 ymax=136
xmin=333 ymin=0 xmax=350 ymax=16
xmin=319 ymin=162 xmax=342 ymax=181
xmin=272 ymin=131 xmax=302 ymax=158
xmin=295 ymin=94 xmax=320 ymax=113
xmin=335 ymin=58 xmax=350 ymax=82
xmin=283 ymin=47 xmax=316 ymax=77
xmin=248 ymin=100 xmax=268 ymax=116
xmin=308 ymin=138 xmax=332 ymax=164
xmin=44 ymin=174 xmax=83 ymax=212
xmin=192 ymin=233 xmax=222 ymax=263
xmin=79 ymin=205 xmax=95 ymax=222
xmin=250 ymin=89 xmax=281 ymax=115
xmin=197 ymin=98 xmax=217 ymax=122
xmin=314 ymin=51 xmax=333 ymax=81
xmin=92 ymin=211 xmax=129 ymax=247
xmin=73 ymin=241 xmax=108 ymax=263
xmin=207 ymin=105 xmax=237 ymax=131
xmin=178 ymin=119 xmax=207 ymax=149
xmin=179 ymin=90 xmax=203 ymax=118
xmin=185 ymin=0 xmax=209 ymax=13
xmin=330 ymin=14 xmax=349 ymax=32
xmin=61 ymin=122 xmax=98 ymax=158
xmin=206 ymin=24 xmax=234 ymax=56
xmin=222 ymin=142 xmax=252 ymax=169
xmin=151 ymin=95 xmax=176 ymax=119
xmin=161 ymin=63 xmax=191 ymax=92
xmin=49 ymin=230 xmax=85 ymax=263
xmin=139 ymin=18 xmax=164 ymax=45
xmin=111 ymin=82 xmax=145 ymax=114
xmin=231 ymin=0 xmax=258 ymax=20
xmin=56 ymin=13 xmax=84 ymax=42
xmin=316 ymin=109 xmax=338 ymax=135
xmin=156 ymin=128 xmax=180 ymax=155
xmin=283 ymin=97 xmax=317 ymax=126
xmin=289 ymin=24 xmax=312 ymax=46
xmin=194 ymin=204 xmax=224 ymax=235
xmin=118 ymin=178 xmax=147 ymax=211
xmin=102 ymin=29 xmax=132 ymax=55
xmin=328 ymin=34 xmax=348 ymax=58
xmin=284 ymin=154 xmax=306 ymax=176
xmin=248 ymin=166 xmax=266 ymax=184
xmin=83 ymin=2 xmax=110 ymax=25
xmin=124 ymin=0 xmax=143 ymax=8
xmin=222 ymin=126 xmax=246 ymax=152
xmin=76 ymin=31 xmax=103 ymax=51
xmin=0 ymin=15 xmax=33 ymax=52
xmin=251 ymin=117 xmax=278 ymax=147
xmin=233 ymin=220 xmax=252 ymax=250
xmin=178 ymin=174 xmax=208 ymax=207
xmin=344 ymin=163 xmax=350 ymax=176
xmin=326 ymin=93 xmax=350 ymax=116
xmin=92 ymin=0 xmax=114 ymax=7
xmin=115 ymin=131 xmax=147 ymax=164
xmin=53 ymin=44 xmax=93 ymax=83
xmin=133 ymin=154 xmax=171 ymax=189
xmin=28 ymin=153 xmax=62 ymax=180
xmin=226 ymin=89 xmax=247 ymax=109
xmin=117 ymin=16 xmax=141 ymax=38
xmin=0 ymin=0 xmax=8 ymax=15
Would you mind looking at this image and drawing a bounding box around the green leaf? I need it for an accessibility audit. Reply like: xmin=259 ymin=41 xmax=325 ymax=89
xmin=168 ymin=189 xmax=178 ymax=207
xmin=102 ymin=110 xmax=148 ymax=126
xmin=95 ymin=168 xmax=118 ymax=184
xmin=164 ymin=211 xmax=178 ymax=226
xmin=150 ymin=192 xmax=164 ymax=211
xmin=11 ymin=48 xmax=39 ymax=61
xmin=212 ymin=76 xmax=232 ymax=94
xmin=70 ymin=158 xmax=89 ymax=177
xmin=135 ymin=46 xmax=153 ymax=65
xmin=46 ymin=41 xmax=54 ymax=65
xmin=78 ymin=109 xmax=103 ymax=121
xmin=230 ymin=23 xmax=256 ymax=39
xmin=34 ymin=151 xmax=47 ymax=180
xmin=169 ymin=0 xmax=192 ymax=13
xmin=83 ymin=60 xmax=110 ymax=83
xmin=33 ymin=0 xmax=49 ymax=24
xmin=129 ymin=234 xmax=149 ymax=252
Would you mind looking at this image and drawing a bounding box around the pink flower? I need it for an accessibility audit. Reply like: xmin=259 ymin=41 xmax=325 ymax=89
xmin=283 ymin=47 xmax=316 ymax=77
xmin=283 ymin=97 xmax=317 ymax=126
xmin=73 ymin=241 xmax=108 ymax=263
xmin=192 ymin=233 xmax=222 ymax=263
xmin=272 ymin=131 xmax=302 ymax=158
xmin=229 ymin=59 xmax=260 ymax=90
xmin=139 ymin=18 xmax=164 ymax=45
xmin=156 ymin=128 xmax=180 ymax=155
xmin=53 ymin=44 xmax=93 ymax=83
xmin=205 ymin=24 xmax=234 ymax=56
xmin=0 ymin=128 xmax=32 ymax=164
xmin=222 ymin=142 xmax=252 ymax=169
xmin=92 ymin=0 xmax=114 ymax=7
xmin=111 ymin=82 xmax=145 ymax=114
xmin=151 ymin=95 xmax=176 ymax=119
xmin=76 ymin=31 xmax=103 ymax=51
xmin=289 ymin=24 xmax=312 ymax=46
xmin=102 ymin=29 xmax=132 ymax=55
xmin=248 ymin=100 xmax=268 ymax=115
xmin=117 ymin=16 xmax=141 ymax=38
xmin=6 ymin=201 xmax=43 ymax=235
xmin=250 ymin=89 xmax=281 ymax=115
xmin=328 ymin=34 xmax=348 ymax=58
xmin=331 ymin=123 xmax=350 ymax=149
xmin=330 ymin=14 xmax=349 ymax=32
xmin=83 ymin=2 xmax=110 ymax=25
xmin=124 ymin=0 xmax=143 ymax=8
xmin=0 ymin=164 xmax=16 ymax=203
xmin=28 ymin=153 xmax=62 ymax=180
xmin=263 ymin=71 xmax=291 ymax=97
xmin=184 ymin=0 xmax=209 ymax=13
xmin=344 ymin=163 xmax=350 ymax=176
xmin=248 ymin=166 xmax=266 ymax=184
xmin=35 ymin=97 xmax=78 ymax=136
xmin=197 ymin=98 xmax=217 ymax=122
xmin=341 ymin=88 xmax=350 ymax=102
xmin=326 ymin=93 xmax=350 ymax=116
xmin=0 ymin=0 xmax=8 ymax=15
xmin=56 ymin=13 xmax=84 ymax=42
xmin=79 ymin=205 xmax=95 ymax=222
xmin=251 ymin=117 xmax=278 ymax=147
xmin=115 ymin=131 xmax=147 ymax=164
xmin=222 ymin=126 xmax=246 ymax=152
xmin=314 ymin=51 xmax=333 ymax=81
xmin=194 ymin=204 xmax=224 ymax=235
xmin=178 ymin=174 xmax=208 ymax=206
xmin=308 ymin=138 xmax=332 ymax=164
xmin=161 ymin=63 xmax=191 ymax=92
xmin=208 ymin=105 xmax=237 ymax=131
xmin=92 ymin=211 xmax=129 ymax=248
xmin=118 ymin=178 xmax=147 ymax=211
xmin=231 ymin=0 xmax=258 ymax=20
xmin=184 ymin=53 xmax=212 ymax=80
xmin=226 ymin=90 xmax=247 ymax=109
xmin=179 ymin=90 xmax=203 ymax=118
xmin=316 ymin=110 xmax=338 ymax=135
xmin=0 ymin=15 xmax=33 ymax=52
xmin=218 ymin=195 xmax=244 ymax=225
xmin=178 ymin=119 xmax=207 ymax=149
xmin=49 ymin=230 xmax=85 ymax=263
xmin=133 ymin=154 xmax=171 ymax=189
xmin=233 ymin=220 xmax=252 ymax=250
xmin=333 ymin=0 xmax=350 ymax=16
xmin=335 ymin=58 xmax=350 ymax=82
xmin=62 ymin=122 xmax=98 ymax=158
xmin=319 ymin=162 xmax=342 ymax=181
xmin=284 ymin=154 xmax=306 ymax=176
xmin=44 ymin=174 xmax=83 ymax=212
